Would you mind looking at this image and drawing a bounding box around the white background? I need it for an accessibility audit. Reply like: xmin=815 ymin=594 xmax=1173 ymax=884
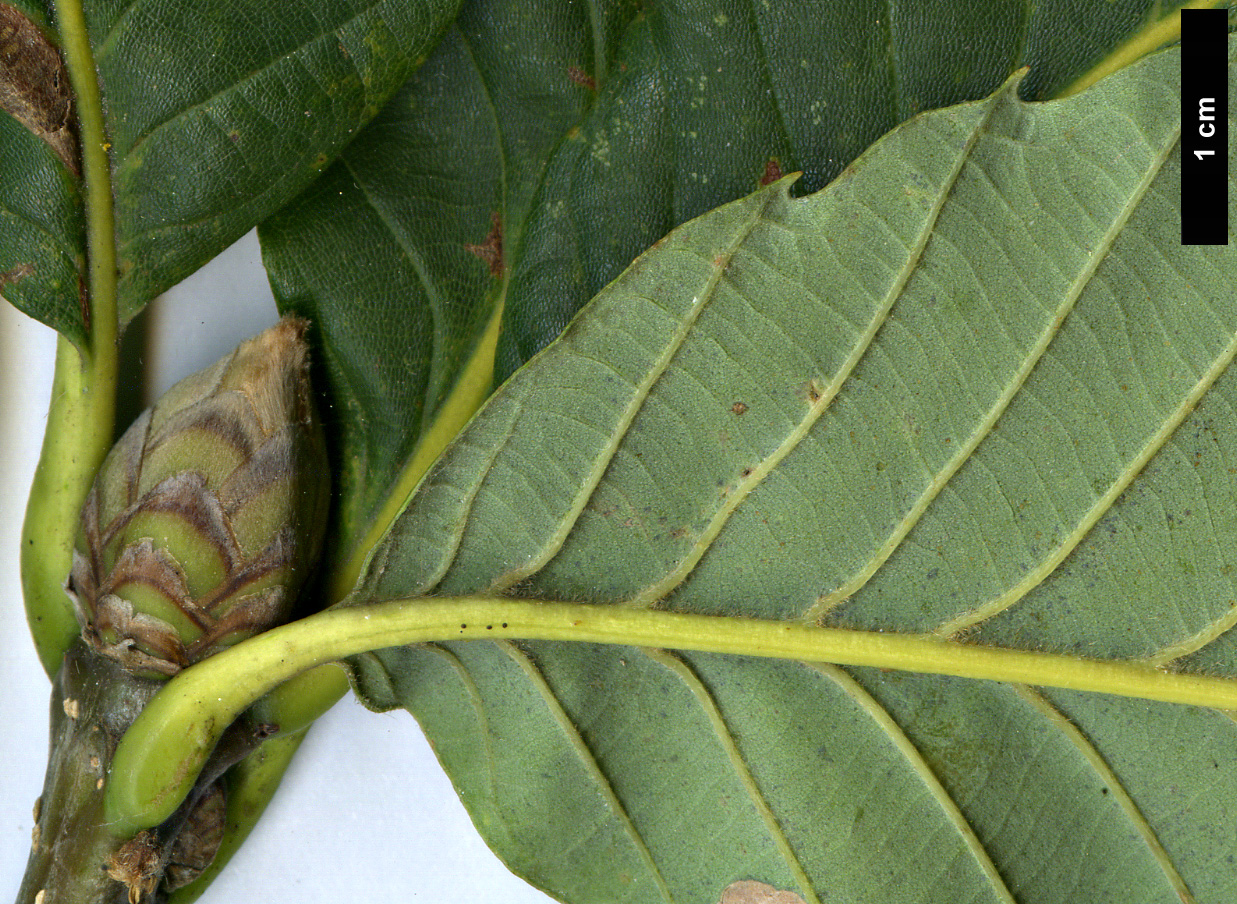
xmin=0 ymin=232 xmax=557 ymax=903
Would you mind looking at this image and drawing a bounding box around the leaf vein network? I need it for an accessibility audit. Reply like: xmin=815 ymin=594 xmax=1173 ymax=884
xmin=1017 ymin=687 xmax=1195 ymax=902
xmin=484 ymin=192 xmax=778 ymax=593
xmin=503 ymin=641 xmax=677 ymax=903
xmin=647 ymin=649 xmax=821 ymax=904
xmin=817 ymin=116 xmax=1182 ymax=628
xmin=420 ymin=395 xmax=524 ymax=595
xmin=807 ymin=663 xmax=1016 ymax=903
xmin=630 ymin=97 xmax=1008 ymax=610
xmin=116 ymin=0 xmax=396 ymax=157
xmin=935 ymin=327 xmax=1237 ymax=638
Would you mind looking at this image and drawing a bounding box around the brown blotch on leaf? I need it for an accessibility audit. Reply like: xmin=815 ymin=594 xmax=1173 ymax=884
xmin=0 ymin=4 xmax=77 ymax=173
xmin=731 ymin=401 xmax=748 ymax=415
xmin=567 ymin=65 xmax=596 ymax=91
xmin=0 ymin=261 xmax=33 ymax=289
xmin=718 ymin=880 xmax=808 ymax=904
xmin=806 ymin=379 xmax=823 ymax=404
xmin=465 ymin=211 xmax=504 ymax=278
xmin=760 ymin=158 xmax=783 ymax=186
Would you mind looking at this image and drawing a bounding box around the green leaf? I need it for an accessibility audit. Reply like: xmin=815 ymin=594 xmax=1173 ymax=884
xmin=86 ymin=0 xmax=462 ymax=319
xmin=0 ymin=112 xmax=84 ymax=346
xmin=495 ymin=0 xmax=1204 ymax=379
xmin=0 ymin=1 xmax=85 ymax=345
xmin=258 ymin=0 xmax=1191 ymax=600
xmin=344 ymin=44 xmax=1237 ymax=903
xmin=259 ymin=0 xmax=641 ymax=592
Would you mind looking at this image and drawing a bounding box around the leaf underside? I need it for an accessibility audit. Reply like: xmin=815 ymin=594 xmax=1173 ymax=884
xmin=259 ymin=0 xmax=1196 ymax=598
xmin=347 ymin=45 xmax=1237 ymax=904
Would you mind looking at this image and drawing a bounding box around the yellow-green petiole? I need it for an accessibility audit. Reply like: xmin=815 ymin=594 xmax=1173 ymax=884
xmin=23 ymin=0 xmax=120 ymax=677
xmin=106 ymin=596 xmax=1237 ymax=835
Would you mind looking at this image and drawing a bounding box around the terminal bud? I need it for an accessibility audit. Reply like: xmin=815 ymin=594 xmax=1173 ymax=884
xmin=68 ymin=317 xmax=328 ymax=676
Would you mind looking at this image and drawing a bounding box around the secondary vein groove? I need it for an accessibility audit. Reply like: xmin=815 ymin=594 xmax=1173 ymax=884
xmin=422 ymin=395 xmax=525 ymax=594
xmin=808 ymin=663 xmax=1017 ymax=904
xmin=1015 ymin=686 xmax=1196 ymax=903
xmin=818 ymin=119 xmax=1182 ymax=629
xmin=119 ymin=0 xmax=393 ymax=157
xmin=935 ymin=309 xmax=1237 ymax=638
xmin=644 ymin=649 xmax=822 ymax=904
xmin=424 ymin=642 xmax=502 ymax=808
xmin=486 ymin=189 xmax=778 ymax=593
xmin=340 ymin=156 xmax=447 ymax=430
xmin=629 ymin=89 xmax=1006 ymax=611
xmin=501 ymin=641 xmax=676 ymax=903
xmin=1146 ymin=601 xmax=1237 ymax=668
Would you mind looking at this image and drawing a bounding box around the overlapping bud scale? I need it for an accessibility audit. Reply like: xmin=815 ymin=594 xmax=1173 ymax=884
xmin=68 ymin=318 xmax=328 ymax=677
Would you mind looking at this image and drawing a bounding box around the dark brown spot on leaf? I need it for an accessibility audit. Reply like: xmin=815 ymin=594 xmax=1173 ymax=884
xmin=465 ymin=211 xmax=504 ymax=278
xmin=0 ymin=4 xmax=77 ymax=173
xmin=760 ymin=158 xmax=783 ymax=186
xmin=731 ymin=401 xmax=748 ymax=415
xmin=567 ymin=65 xmax=596 ymax=91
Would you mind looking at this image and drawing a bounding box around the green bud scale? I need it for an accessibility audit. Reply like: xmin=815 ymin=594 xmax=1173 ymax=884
xmin=19 ymin=319 xmax=328 ymax=904
xmin=67 ymin=317 xmax=328 ymax=677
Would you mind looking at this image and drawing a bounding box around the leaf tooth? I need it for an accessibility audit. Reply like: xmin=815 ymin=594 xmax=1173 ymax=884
xmin=810 ymin=112 xmax=1185 ymax=629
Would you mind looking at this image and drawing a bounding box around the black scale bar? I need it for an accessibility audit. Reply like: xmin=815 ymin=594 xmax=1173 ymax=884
xmin=1181 ymin=8 xmax=1229 ymax=246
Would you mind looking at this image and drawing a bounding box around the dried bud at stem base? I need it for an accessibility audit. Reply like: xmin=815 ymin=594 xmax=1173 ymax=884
xmin=19 ymin=320 xmax=329 ymax=903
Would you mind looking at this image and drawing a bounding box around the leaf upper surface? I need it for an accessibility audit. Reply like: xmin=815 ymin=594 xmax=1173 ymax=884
xmin=0 ymin=112 xmax=84 ymax=345
xmin=259 ymin=0 xmax=625 ymax=581
xmin=346 ymin=44 xmax=1237 ymax=904
xmin=82 ymin=0 xmax=462 ymax=319
xmin=0 ymin=3 xmax=84 ymax=343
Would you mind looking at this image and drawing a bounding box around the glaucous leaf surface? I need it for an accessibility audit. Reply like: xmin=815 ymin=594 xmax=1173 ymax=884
xmin=259 ymin=0 xmax=1190 ymax=594
xmin=345 ymin=45 xmax=1237 ymax=904
xmin=80 ymin=0 xmax=461 ymax=319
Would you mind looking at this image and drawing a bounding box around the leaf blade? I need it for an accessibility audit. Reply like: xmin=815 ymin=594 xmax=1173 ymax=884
xmin=0 ymin=112 xmax=84 ymax=344
xmin=340 ymin=40 xmax=1237 ymax=904
xmin=86 ymin=0 xmax=463 ymax=316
